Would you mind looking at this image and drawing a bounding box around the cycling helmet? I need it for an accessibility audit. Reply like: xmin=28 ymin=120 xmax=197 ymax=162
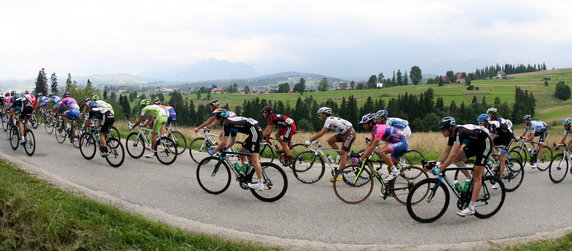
xmin=563 ymin=118 xmax=572 ymax=126
xmin=375 ymin=110 xmax=388 ymax=118
xmin=438 ymin=116 xmax=456 ymax=129
xmin=83 ymin=96 xmax=91 ymax=102
xmin=477 ymin=114 xmax=490 ymax=123
xmin=92 ymin=94 xmax=99 ymax=100
xmin=359 ymin=113 xmax=376 ymax=124
xmin=38 ymin=92 xmax=43 ymax=96
xmin=209 ymin=99 xmax=220 ymax=107
xmin=4 ymin=92 xmax=9 ymax=97
xmin=153 ymin=99 xmax=161 ymax=105
xmin=24 ymin=90 xmax=30 ymax=94
xmin=261 ymin=105 xmax=273 ymax=114
xmin=214 ymin=109 xmax=231 ymax=119
xmin=522 ymin=114 xmax=532 ymax=122
xmin=486 ymin=107 xmax=497 ymax=114
xmin=63 ymin=91 xmax=70 ymax=97
xmin=317 ymin=107 xmax=332 ymax=115
xmin=10 ymin=91 xmax=16 ymax=96
xmin=140 ymin=99 xmax=150 ymax=106
xmin=48 ymin=92 xmax=54 ymax=97
xmin=89 ymin=101 xmax=98 ymax=108
xmin=13 ymin=94 xmax=21 ymax=99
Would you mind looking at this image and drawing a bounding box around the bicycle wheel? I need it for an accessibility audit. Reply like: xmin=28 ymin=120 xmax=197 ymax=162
xmin=9 ymin=127 xmax=19 ymax=150
xmin=156 ymin=137 xmax=177 ymax=165
xmin=196 ymin=157 xmax=231 ymax=194
xmin=549 ymin=153 xmax=568 ymax=183
xmin=79 ymin=133 xmax=97 ymax=160
xmin=289 ymin=144 xmax=307 ymax=158
xmin=292 ymin=151 xmax=325 ymax=184
xmin=171 ymin=131 xmax=187 ymax=155
xmin=406 ymin=178 xmax=449 ymax=223
xmin=391 ymin=166 xmax=429 ymax=205
xmin=105 ymin=138 xmax=125 ymax=168
xmin=503 ymin=158 xmax=524 ymax=192
xmin=70 ymin=130 xmax=81 ymax=149
xmin=30 ymin=113 xmax=38 ymax=129
xmin=126 ymin=132 xmax=145 ymax=159
xmin=110 ymin=126 xmax=121 ymax=141
xmin=333 ymin=165 xmax=373 ymax=204
xmin=474 ymin=176 xmax=505 ymax=219
xmin=1 ymin=117 xmax=8 ymax=132
xmin=55 ymin=126 xmax=67 ymax=144
xmin=536 ymin=145 xmax=553 ymax=171
xmin=189 ymin=137 xmax=214 ymax=164
xmin=248 ymin=162 xmax=288 ymax=202
xmin=44 ymin=117 xmax=54 ymax=134
xmin=23 ymin=129 xmax=35 ymax=156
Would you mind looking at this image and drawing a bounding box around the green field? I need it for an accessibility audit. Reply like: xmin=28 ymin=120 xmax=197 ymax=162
xmin=183 ymin=68 xmax=572 ymax=124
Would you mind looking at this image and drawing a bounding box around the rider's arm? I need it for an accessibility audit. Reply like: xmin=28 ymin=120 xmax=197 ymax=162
xmin=132 ymin=115 xmax=145 ymax=128
xmin=359 ymin=139 xmax=380 ymax=162
xmin=143 ymin=115 xmax=155 ymax=127
xmin=525 ymin=132 xmax=534 ymax=142
xmin=436 ymin=145 xmax=453 ymax=163
xmin=440 ymin=143 xmax=463 ymax=171
xmin=205 ymin=118 xmax=220 ymax=129
xmin=262 ymin=123 xmax=274 ymax=137
xmin=195 ymin=116 xmax=215 ymax=131
xmin=213 ymin=135 xmax=229 ymax=153
xmin=309 ymin=127 xmax=329 ymax=142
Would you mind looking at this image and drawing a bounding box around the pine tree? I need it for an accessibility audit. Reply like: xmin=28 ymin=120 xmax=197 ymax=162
xmin=34 ymin=68 xmax=49 ymax=95
xmin=50 ymin=73 xmax=58 ymax=95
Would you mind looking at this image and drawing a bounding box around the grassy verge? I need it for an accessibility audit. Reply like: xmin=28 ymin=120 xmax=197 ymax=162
xmin=490 ymin=232 xmax=572 ymax=251
xmin=0 ymin=159 xmax=271 ymax=250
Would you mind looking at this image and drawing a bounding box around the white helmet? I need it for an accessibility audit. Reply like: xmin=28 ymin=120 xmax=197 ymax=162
xmin=317 ymin=107 xmax=332 ymax=115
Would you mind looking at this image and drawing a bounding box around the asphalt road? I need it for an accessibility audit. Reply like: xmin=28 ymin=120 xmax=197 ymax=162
xmin=2 ymin=128 xmax=571 ymax=249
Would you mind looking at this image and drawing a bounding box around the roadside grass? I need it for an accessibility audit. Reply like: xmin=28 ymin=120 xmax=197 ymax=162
xmin=489 ymin=232 xmax=572 ymax=251
xmin=0 ymin=159 xmax=272 ymax=250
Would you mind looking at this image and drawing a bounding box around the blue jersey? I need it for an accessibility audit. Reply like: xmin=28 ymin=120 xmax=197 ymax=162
xmin=387 ymin=117 xmax=409 ymax=130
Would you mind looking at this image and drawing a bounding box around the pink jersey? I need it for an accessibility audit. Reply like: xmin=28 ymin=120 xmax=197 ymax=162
xmin=371 ymin=124 xmax=405 ymax=143
xmin=61 ymin=97 xmax=80 ymax=110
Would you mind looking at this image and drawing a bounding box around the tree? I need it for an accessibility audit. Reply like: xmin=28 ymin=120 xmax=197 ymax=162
xmin=396 ymin=70 xmax=403 ymax=85
xmin=50 ymin=73 xmax=58 ymax=94
xmin=410 ymin=66 xmax=422 ymax=85
xmin=119 ymin=95 xmax=131 ymax=119
xmin=129 ymin=91 xmax=138 ymax=102
xmin=243 ymin=86 xmax=251 ymax=94
xmin=226 ymin=83 xmax=239 ymax=93
xmin=403 ymin=71 xmax=409 ymax=85
xmin=277 ymin=82 xmax=290 ymax=93
xmin=318 ymin=77 xmax=329 ymax=91
xmin=378 ymin=73 xmax=385 ymax=83
xmin=446 ymin=71 xmax=456 ymax=83
xmin=367 ymin=75 xmax=377 ymax=89
xmin=65 ymin=73 xmax=75 ymax=92
xmin=350 ymin=81 xmax=355 ymax=89
xmin=34 ymin=68 xmax=48 ymax=95
xmin=555 ymin=81 xmax=571 ymax=100
xmin=84 ymin=79 xmax=94 ymax=98
xmin=294 ymin=77 xmax=306 ymax=94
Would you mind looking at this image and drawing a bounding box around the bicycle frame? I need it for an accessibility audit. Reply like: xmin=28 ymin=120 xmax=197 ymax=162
xmin=306 ymin=142 xmax=341 ymax=172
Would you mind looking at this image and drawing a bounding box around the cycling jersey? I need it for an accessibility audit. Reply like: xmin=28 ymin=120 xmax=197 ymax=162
xmin=11 ymin=97 xmax=34 ymax=119
xmin=372 ymin=124 xmax=408 ymax=161
xmin=487 ymin=120 xmax=513 ymax=146
xmin=93 ymin=100 xmax=115 ymax=115
xmin=24 ymin=94 xmax=36 ymax=109
xmin=267 ymin=114 xmax=296 ymax=141
xmin=524 ymin=120 xmax=547 ymax=134
xmin=88 ymin=107 xmax=115 ymax=133
xmin=448 ymin=124 xmax=492 ymax=166
xmin=160 ymin=105 xmax=177 ymax=122
xmin=386 ymin=117 xmax=409 ymax=130
xmin=222 ymin=116 xmax=262 ymax=153
xmin=60 ymin=97 xmax=80 ymax=118
xmin=141 ymin=105 xmax=168 ymax=117
xmin=323 ymin=116 xmax=353 ymax=134
xmin=38 ymin=96 xmax=49 ymax=107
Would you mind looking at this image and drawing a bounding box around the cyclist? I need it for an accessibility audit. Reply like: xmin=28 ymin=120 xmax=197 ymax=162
xmin=128 ymin=99 xmax=169 ymax=158
xmin=374 ymin=110 xmax=411 ymax=138
xmin=54 ymin=91 xmax=80 ymax=140
xmin=91 ymin=95 xmax=115 ymax=115
xmin=477 ymin=113 xmax=513 ymax=188
xmin=433 ymin=116 xmax=492 ymax=217
xmin=518 ymin=115 xmax=548 ymax=169
xmin=209 ymin=111 xmax=266 ymax=191
xmin=487 ymin=107 xmax=514 ymax=136
xmin=24 ymin=90 xmax=36 ymax=111
xmin=555 ymin=118 xmax=572 ymax=151
xmin=153 ymin=99 xmax=177 ymax=128
xmin=354 ymin=113 xmax=406 ymax=182
xmin=305 ymin=107 xmax=356 ymax=180
xmin=37 ymin=92 xmax=50 ymax=117
xmin=8 ymin=93 xmax=34 ymax=145
xmin=0 ymin=93 xmax=5 ymax=116
xmin=49 ymin=93 xmax=62 ymax=118
xmin=79 ymin=96 xmax=92 ymax=119
xmin=82 ymin=101 xmax=115 ymax=157
xmin=194 ymin=99 xmax=223 ymax=132
xmin=261 ymin=105 xmax=297 ymax=164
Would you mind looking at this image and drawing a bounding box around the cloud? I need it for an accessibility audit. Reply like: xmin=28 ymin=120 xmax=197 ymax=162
xmin=0 ymin=0 xmax=570 ymax=79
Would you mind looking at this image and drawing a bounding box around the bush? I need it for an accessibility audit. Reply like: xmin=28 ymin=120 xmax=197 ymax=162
xmin=555 ymin=81 xmax=571 ymax=100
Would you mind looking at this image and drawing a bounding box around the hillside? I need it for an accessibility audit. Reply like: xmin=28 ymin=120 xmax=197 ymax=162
xmin=193 ymin=68 xmax=572 ymax=124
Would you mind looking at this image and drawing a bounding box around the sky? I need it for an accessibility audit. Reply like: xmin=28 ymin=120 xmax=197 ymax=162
xmin=1 ymin=0 xmax=571 ymax=81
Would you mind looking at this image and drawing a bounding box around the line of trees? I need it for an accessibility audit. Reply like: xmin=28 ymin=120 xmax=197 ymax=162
xmin=469 ymin=63 xmax=547 ymax=80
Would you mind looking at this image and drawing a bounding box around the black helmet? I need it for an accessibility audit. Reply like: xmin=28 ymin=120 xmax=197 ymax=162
xmin=438 ymin=116 xmax=456 ymax=129
xmin=63 ymin=91 xmax=70 ymax=98
xmin=153 ymin=99 xmax=161 ymax=105
xmin=209 ymin=99 xmax=220 ymax=107
xmin=261 ymin=105 xmax=273 ymax=114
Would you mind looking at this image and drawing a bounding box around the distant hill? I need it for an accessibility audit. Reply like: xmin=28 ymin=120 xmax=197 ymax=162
xmin=142 ymin=58 xmax=259 ymax=82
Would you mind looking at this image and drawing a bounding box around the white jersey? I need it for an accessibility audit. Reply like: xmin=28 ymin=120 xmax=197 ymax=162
xmin=323 ymin=116 xmax=353 ymax=134
xmin=94 ymin=100 xmax=114 ymax=114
